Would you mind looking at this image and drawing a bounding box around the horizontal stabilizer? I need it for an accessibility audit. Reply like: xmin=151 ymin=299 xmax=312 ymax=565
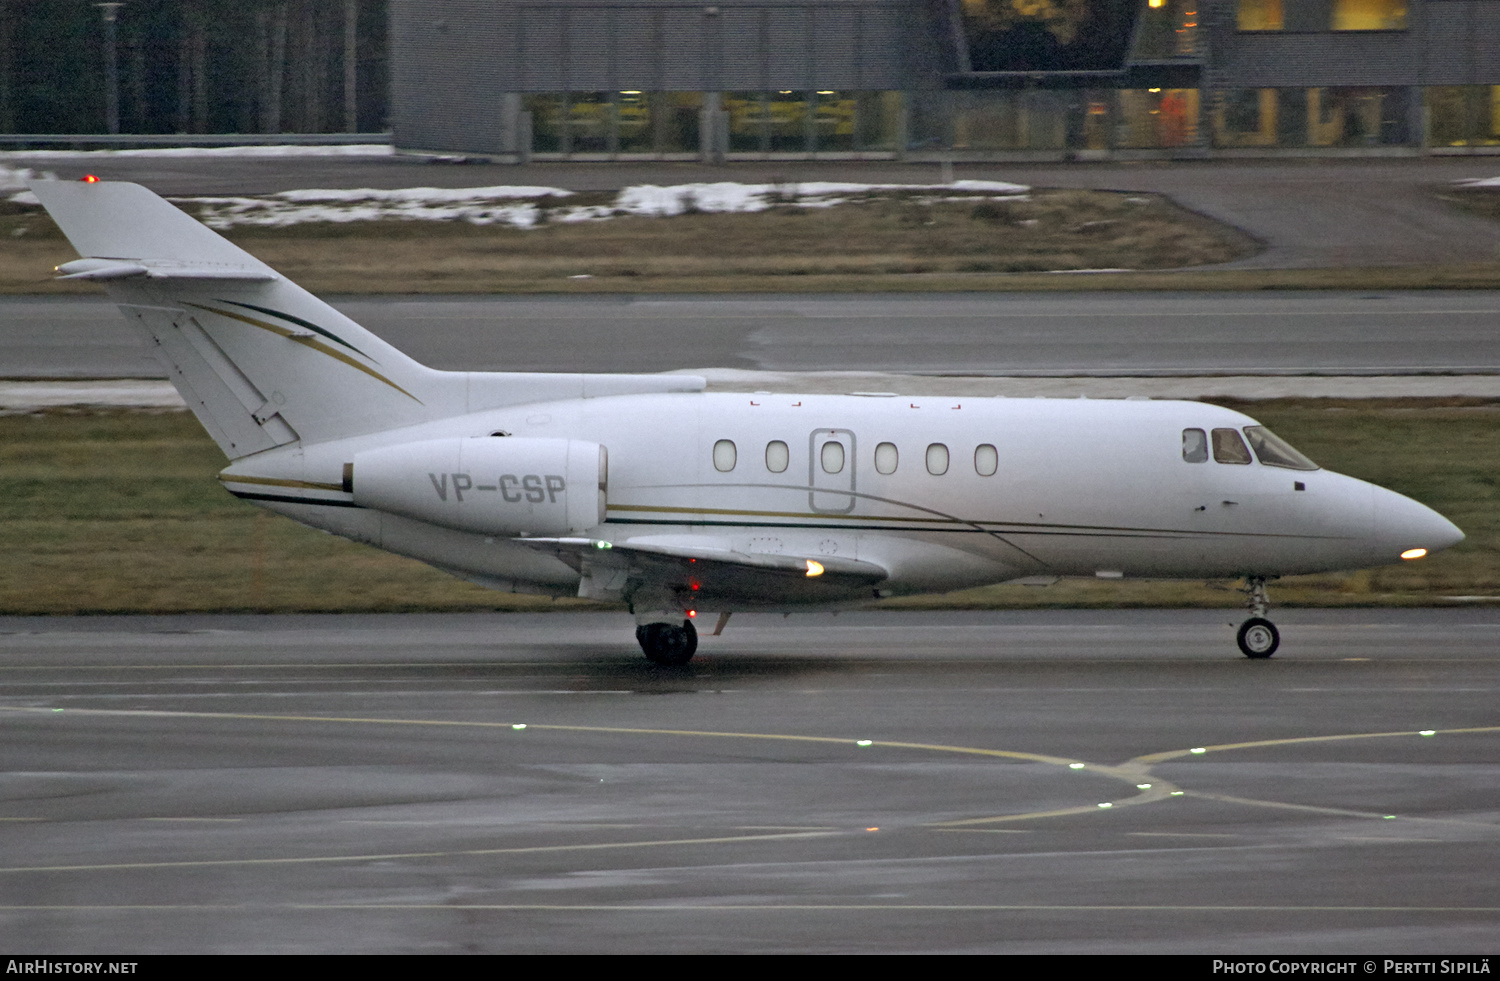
xmin=28 ymin=180 xmax=273 ymax=270
xmin=55 ymin=258 xmax=275 ymax=282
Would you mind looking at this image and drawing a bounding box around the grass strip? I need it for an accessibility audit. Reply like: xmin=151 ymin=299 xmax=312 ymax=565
xmin=1 ymin=401 xmax=1494 ymax=615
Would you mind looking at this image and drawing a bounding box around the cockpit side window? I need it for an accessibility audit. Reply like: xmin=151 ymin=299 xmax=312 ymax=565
xmin=1212 ymin=428 xmax=1252 ymax=465
xmin=1244 ymin=426 xmax=1319 ymax=471
xmin=1182 ymin=428 xmax=1208 ymax=463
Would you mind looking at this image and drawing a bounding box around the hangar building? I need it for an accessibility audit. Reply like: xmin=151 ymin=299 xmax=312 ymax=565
xmin=389 ymin=0 xmax=1500 ymax=160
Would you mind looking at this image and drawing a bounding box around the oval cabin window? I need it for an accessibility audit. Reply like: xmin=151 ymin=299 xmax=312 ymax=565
xmin=713 ymin=439 xmax=737 ymax=472
xmin=926 ymin=443 xmax=949 ymax=475
xmin=874 ymin=442 xmax=898 ymax=475
xmin=765 ymin=440 xmax=789 ymax=473
xmin=974 ymin=444 xmax=998 ymax=476
xmin=821 ymin=440 xmax=845 ymax=474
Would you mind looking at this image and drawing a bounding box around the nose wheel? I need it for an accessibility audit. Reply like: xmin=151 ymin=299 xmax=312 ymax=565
xmin=1236 ymin=576 xmax=1279 ymax=658
xmin=637 ymin=619 xmax=698 ymax=666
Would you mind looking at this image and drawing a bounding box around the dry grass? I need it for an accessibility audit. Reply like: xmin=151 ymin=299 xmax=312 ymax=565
xmin=0 ymin=189 xmax=1256 ymax=293
xmin=1 ymin=400 xmax=1494 ymax=615
xmin=9 ymin=189 xmax=1500 ymax=292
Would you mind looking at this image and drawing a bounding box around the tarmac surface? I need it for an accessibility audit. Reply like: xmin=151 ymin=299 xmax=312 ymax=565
xmin=5 ymin=291 xmax=1500 ymax=380
xmin=13 ymin=153 xmax=1500 ymax=270
xmin=1 ymin=609 xmax=1496 ymax=954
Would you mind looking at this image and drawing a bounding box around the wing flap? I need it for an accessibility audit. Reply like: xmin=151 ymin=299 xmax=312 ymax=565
xmin=520 ymin=536 xmax=888 ymax=605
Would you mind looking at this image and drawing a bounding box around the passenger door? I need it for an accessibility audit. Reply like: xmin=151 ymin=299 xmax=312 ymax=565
xmin=808 ymin=428 xmax=856 ymax=514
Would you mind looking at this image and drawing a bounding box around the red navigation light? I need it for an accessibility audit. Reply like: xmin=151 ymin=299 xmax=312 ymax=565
xmin=685 ymin=610 xmax=697 ymax=619
xmin=82 ymin=175 xmax=100 ymax=183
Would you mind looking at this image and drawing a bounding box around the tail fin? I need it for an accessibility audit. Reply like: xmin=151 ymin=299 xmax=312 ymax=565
xmin=30 ymin=179 xmax=450 ymax=459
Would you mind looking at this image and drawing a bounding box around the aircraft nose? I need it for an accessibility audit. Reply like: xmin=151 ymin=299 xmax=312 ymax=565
xmin=1372 ymin=486 xmax=1464 ymax=559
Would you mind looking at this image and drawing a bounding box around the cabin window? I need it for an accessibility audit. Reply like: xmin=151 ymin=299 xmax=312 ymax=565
xmin=1182 ymin=428 xmax=1208 ymax=463
xmin=926 ymin=443 xmax=949 ymax=475
xmin=713 ymin=439 xmax=737 ymax=472
xmin=821 ymin=440 xmax=845 ymax=474
xmin=1244 ymin=426 xmax=1319 ymax=471
xmin=1212 ymin=428 xmax=1252 ymax=465
xmin=974 ymin=443 xmax=998 ymax=476
xmin=874 ymin=441 xmax=898 ymax=475
xmin=765 ymin=440 xmax=789 ymax=473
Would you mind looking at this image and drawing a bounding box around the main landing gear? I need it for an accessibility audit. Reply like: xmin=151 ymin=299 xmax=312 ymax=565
xmin=636 ymin=619 xmax=698 ymax=666
xmin=1236 ymin=575 xmax=1280 ymax=659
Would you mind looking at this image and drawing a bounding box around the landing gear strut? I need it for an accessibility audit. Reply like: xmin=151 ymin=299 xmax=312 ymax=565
xmin=637 ymin=619 xmax=698 ymax=666
xmin=1236 ymin=576 xmax=1279 ymax=659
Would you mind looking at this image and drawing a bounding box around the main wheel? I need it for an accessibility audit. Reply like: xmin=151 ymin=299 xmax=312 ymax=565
xmin=1237 ymin=617 xmax=1280 ymax=659
xmin=639 ymin=619 xmax=698 ymax=666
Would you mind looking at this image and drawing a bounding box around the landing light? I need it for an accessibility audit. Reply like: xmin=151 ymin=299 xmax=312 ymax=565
xmin=1401 ymin=548 xmax=1428 ymax=561
xmin=805 ymin=560 xmax=825 ymax=577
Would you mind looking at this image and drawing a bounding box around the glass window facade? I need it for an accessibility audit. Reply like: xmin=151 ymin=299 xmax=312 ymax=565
xmin=1237 ymin=0 xmax=1283 ymax=30
xmin=1117 ymin=89 xmax=1199 ymax=149
xmin=1238 ymin=0 xmax=1405 ymax=30
xmin=1330 ymin=0 xmax=1406 ymax=30
xmin=1426 ymin=87 xmax=1500 ymax=148
xmin=1212 ymin=87 xmax=1408 ymax=148
xmin=520 ymin=84 xmax=1484 ymax=158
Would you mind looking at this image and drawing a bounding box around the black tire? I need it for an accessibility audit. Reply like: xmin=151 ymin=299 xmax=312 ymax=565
xmin=1237 ymin=617 xmax=1279 ymax=659
xmin=640 ymin=620 xmax=698 ymax=666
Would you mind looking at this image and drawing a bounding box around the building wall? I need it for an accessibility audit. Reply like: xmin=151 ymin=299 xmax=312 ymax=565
xmin=390 ymin=0 xmax=946 ymax=154
xmin=390 ymin=0 xmax=1500 ymax=157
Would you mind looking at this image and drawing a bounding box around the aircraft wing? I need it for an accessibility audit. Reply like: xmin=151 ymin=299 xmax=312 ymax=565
xmin=518 ymin=536 xmax=889 ymax=606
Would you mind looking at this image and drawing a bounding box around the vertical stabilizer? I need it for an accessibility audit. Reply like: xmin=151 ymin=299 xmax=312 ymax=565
xmin=29 ymin=179 xmax=457 ymax=458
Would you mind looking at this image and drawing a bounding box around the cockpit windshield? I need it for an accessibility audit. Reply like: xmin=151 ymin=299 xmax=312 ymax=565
xmin=1243 ymin=426 xmax=1319 ymax=471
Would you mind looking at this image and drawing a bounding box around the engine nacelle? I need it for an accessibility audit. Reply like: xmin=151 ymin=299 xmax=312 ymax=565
xmin=351 ymin=437 xmax=606 ymax=536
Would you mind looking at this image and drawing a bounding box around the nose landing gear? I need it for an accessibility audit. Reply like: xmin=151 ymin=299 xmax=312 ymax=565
xmin=1236 ymin=576 xmax=1280 ymax=658
xmin=637 ymin=619 xmax=698 ymax=666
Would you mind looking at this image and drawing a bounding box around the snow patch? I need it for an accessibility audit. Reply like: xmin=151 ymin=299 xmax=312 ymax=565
xmin=174 ymin=179 xmax=1031 ymax=230
xmin=0 ymin=144 xmax=394 ymax=161
xmin=1 ymin=164 xmax=57 ymax=204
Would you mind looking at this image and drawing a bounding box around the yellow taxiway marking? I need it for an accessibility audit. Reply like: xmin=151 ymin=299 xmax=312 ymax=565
xmin=5 ymin=708 xmax=1496 ymax=842
xmin=2 ymin=912 xmax=1500 ymax=918
xmin=0 ymin=705 xmax=1168 ymax=829
xmin=1130 ymin=725 xmax=1500 ymax=766
xmin=0 ymin=830 xmax=837 ymax=875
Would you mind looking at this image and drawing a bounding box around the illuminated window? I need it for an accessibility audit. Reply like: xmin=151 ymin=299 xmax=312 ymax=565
xmin=765 ymin=440 xmax=789 ymax=473
xmin=974 ymin=444 xmax=998 ymax=476
xmin=1332 ymin=0 xmax=1406 ymax=30
xmin=926 ymin=443 xmax=949 ymax=476
xmin=1183 ymin=428 xmax=1208 ymax=463
xmin=821 ymin=440 xmax=845 ymax=474
xmin=874 ymin=442 xmax=898 ymax=475
xmin=713 ymin=439 xmax=737 ymax=472
xmin=1237 ymin=0 xmax=1282 ymax=30
xmin=1212 ymin=428 xmax=1252 ymax=465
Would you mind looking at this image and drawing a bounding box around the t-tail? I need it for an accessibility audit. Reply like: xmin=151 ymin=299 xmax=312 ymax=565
xmin=30 ymin=179 xmax=459 ymax=459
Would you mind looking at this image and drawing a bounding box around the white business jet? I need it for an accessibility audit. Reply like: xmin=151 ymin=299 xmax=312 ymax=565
xmin=31 ymin=178 xmax=1463 ymax=664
